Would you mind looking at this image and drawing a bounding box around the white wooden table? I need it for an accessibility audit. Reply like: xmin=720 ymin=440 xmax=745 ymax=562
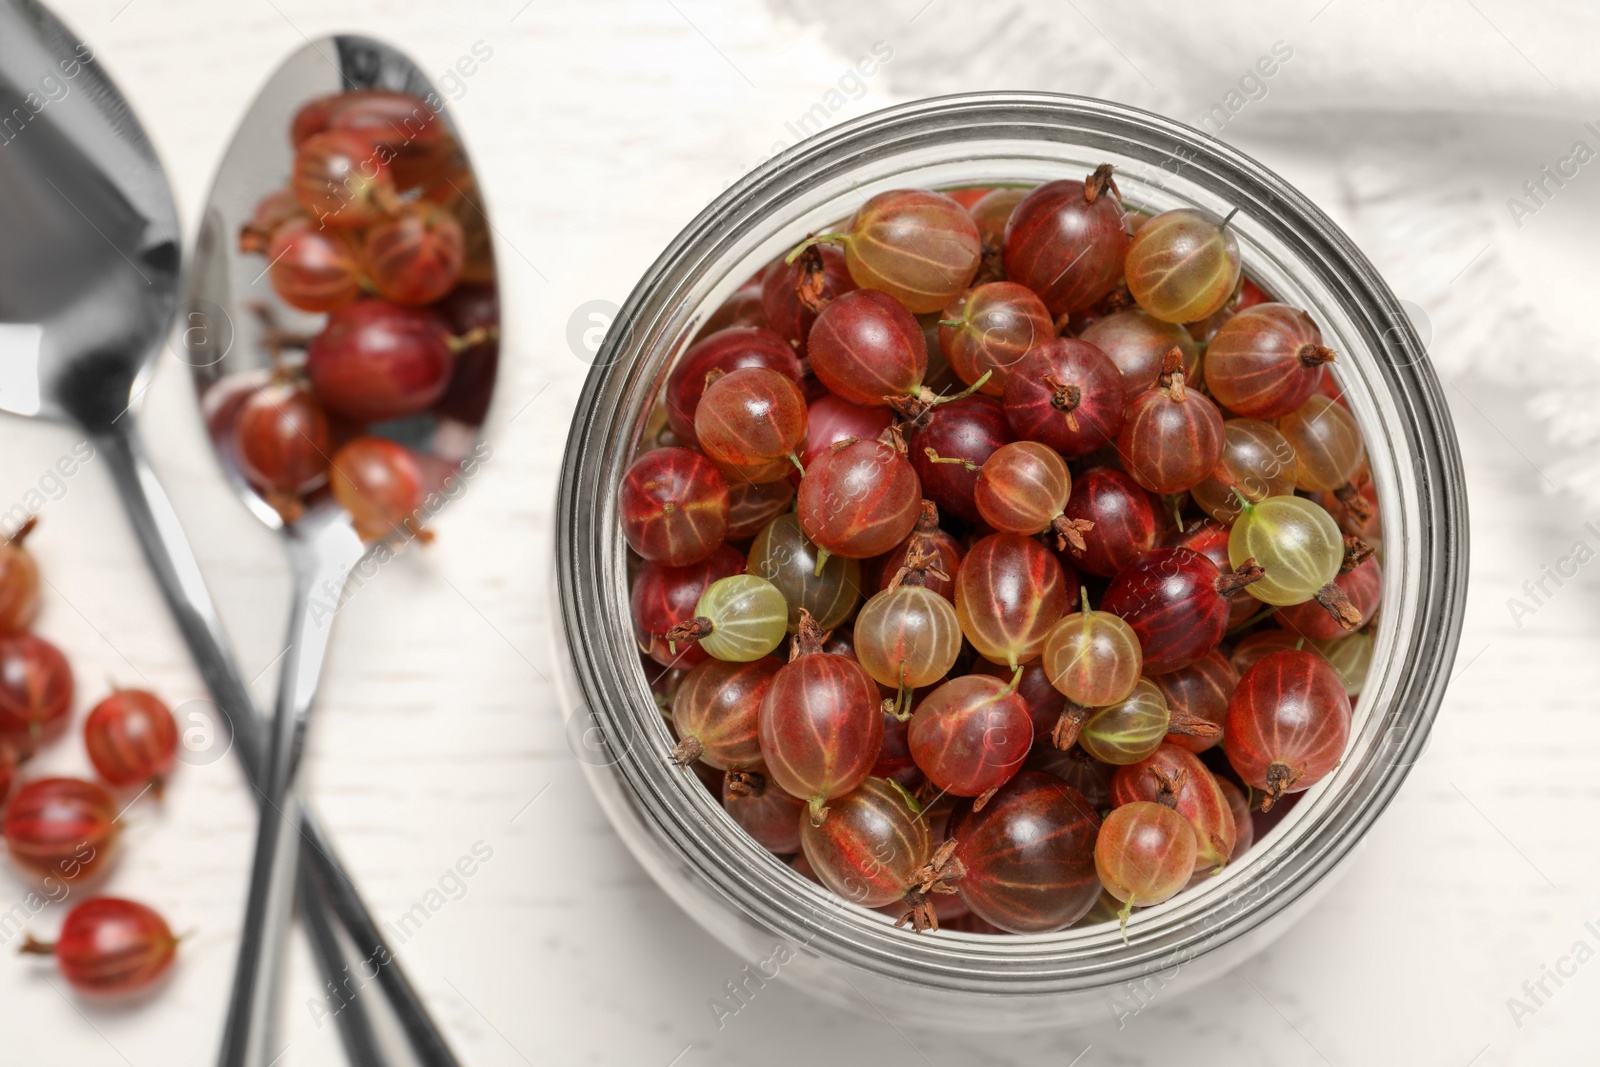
xmin=2 ymin=2 xmax=1595 ymax=1064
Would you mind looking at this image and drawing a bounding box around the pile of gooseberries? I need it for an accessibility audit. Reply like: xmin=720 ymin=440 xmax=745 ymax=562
xmin=223 ymin=89 xmax=499 ymax=541
xmin=0 ymin=519 xmax=185 ymax=996
xmin=623 ymin=167 xmax=1383 ymax=936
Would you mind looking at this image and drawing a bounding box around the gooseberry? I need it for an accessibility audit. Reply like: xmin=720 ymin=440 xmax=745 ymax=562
xmin=1124 ymin=208 xmax=1242 ymax=324
xmin=631 ymin=546 xmax=744 ymax=668
xmin=797 ymin=433 xmax=920 ymax=564
xmin=1153 ymin=649 xmax=1236 ymax=753
xmin=291 ymin=129 xmax=396 ymax=229
xmin=955 ymin=534 xmax=1069 ymax=669
xmin=747 ymin=513 xmax=861 ymax=631
xmin=1111 ymin=745 xmax=1236 ymax=873
xmin=669 ymin=657 xmax=779 ymax=770
xmin=1224 ymin=649 xmax=1351 ymax=810
xmin=758 ymin=613 xmax=883 ymax=820
xmin=1189 ymin=419 xmax=1298 ymax=524
xmin=1203 ymin=304 xmax=1336 ymax=418
xmin=1077 ymin=308 xmax=1201 ymax=396
xmin=799 ymin=189 xmax=982 ymax=313
xmin=665 ymin=574 xmax=788 ymax=663
xmin=1060 ymin=467 xmax=1157 ymax=577
xmin=1095 ymin=800 xmax=1198 ymax=928
xmin=951 ymin=771 xmax=1101 ymax=932
xmin=3 ymin=777 xmax=119 ymax=883
xmin=1229 ymin=495 xmax=1359 ymax=628
xmin=83 ymin=690 xmax=179 ymax=793
xmin=362 ymin=203 xmax=466 ymax=306
xmin=1278 ymin=394 xmax=1366 ymax=493
xmin=1002 ymin=166 xmax=1130 ymax=316
xmin=936 ymin=281 xmax=1054 ymax=395
xmin=264 ymin=218 xmax=362 ymax=312
xmin=619 ymin=447 xmax=730 ymax=566
xmin=0 ymin=518 xmax=41 ymax=633
xmin=760 ymin=243 xmax=855 ymax=354
xmin=665 ymin=326 xmax=801 ymax=442
xmin=907 ymin=672 xmax=1033 ymax=803
xmin=306 ymin=300 xmax=455 ymax=422
xmin=0 ymin=633 xmax=74 ymax=750
xmin=797 ymin=777 xmax=932 ymax=909
xmin=907 ymin=396 xmax=1013 ymax=523
xmin=234 ymin=380 xmax=331 ymax=520
xmin=1002 ymin=338 xmax=1127 ymax=457
xmin=693 ymin=368 xmax=808 ymax=471
xmin=854 ymin=536 xmax=962 ymax=716
xmin=724 ymin=774 xmax=805 ymax=854
xmin=1101 ymin=547 xmax=1264 ymax=675
xmin=21 ymin=897 xmax=177 ymax=994
xmin=330 ymin=437 xmax=432 ymax=543
xmin=1076 ymin=678 xmax=1172 ymax=765
xmin=1116 ymin=349 xmax=1225 ymax=495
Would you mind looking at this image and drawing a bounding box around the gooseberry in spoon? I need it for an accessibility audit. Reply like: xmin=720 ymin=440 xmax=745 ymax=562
xmin=759 ymin=612 xmax=883 ymax=822
xmin=1002 ymin=338 xmax=1127 ymax=457
xmin=1203 ymin=304 xmax=1336 ymax=418
xmin=668 ymin=657 xmax=779 ymax=771
xmin=619 ymin=447 xmax=730 ymax=566
xmin=936 ymin=281 xmax=1054 ymax=395
xmin=1124 ymin=207 xmax=1242 ymax=324
xmin=0 ymin=518 xmax=41 ymax=633
xmin=664 ymin=574 xmax=789 ymax=663
xmin=3 ymin=777 xmax=119 ymax=883
xmin=955 ymin=533 xmax=1069 ymax=670
xmin=264 ymin=218 xmax=362 ymax=312
xmin=793 ymin=188 xmax=982 ymax=313
xmin=234 ymin=380 xmax=331 ymax=523
xmin=84 ymin=689 xmax=179 ymax=794
xmin=907 ymin=671 xmax=1033 ymax=805
xmin=1224 ymin=649 xmax=1352 ymax=810
xmin=329 ymin=437 xmax=433 ymax=543
xmin=362 ymin=203 xmax=466 ymax=306
xmin=291 ymin=128 xmax=397 ymax=229
xmin=21 ymin=897 xmax=178 ymax=995
xmin=1002 ymin=166 xmax=1130 ymax=316
xmin=1117 ymin=348 xmax=1225 ymax=495
xmin=1095 ymin=800 xmax=1198 ymax=929
xmin=951 ymin=771 xmax=1101 ymax=933
xmin=306 ymin=300 xmax=457 ymax=422
xmin=1111 ymin=744 xmax=1236 ymax=874
xmin=1101 ymin=546 xmax=1264 ymax=675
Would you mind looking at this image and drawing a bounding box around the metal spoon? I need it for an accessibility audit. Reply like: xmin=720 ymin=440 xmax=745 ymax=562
xmin=187 ymin=34 xmax=497 ymax=1067
xmin=0 ymin=4 xmax=460 ymax=1065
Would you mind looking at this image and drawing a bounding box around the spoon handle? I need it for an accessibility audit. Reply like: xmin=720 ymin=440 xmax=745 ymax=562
xmin=96 ymin=419 xmax=461 ymax=1066
xmin=220 ymin=516 xmax=363 ymax=1067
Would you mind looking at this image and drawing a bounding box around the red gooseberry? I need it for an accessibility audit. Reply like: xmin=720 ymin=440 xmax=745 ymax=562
xmin=3 ymin=777 xmax=119 ymax=884
xmin=1101 ymin=546 xmax=1265 ymax=675
xmin=952 ymin=771 xmax=1102 ymax=933
xmin=22 ymin=897 xmax=178 ymax=995
xmin=669 ymin=657 xmax=779 ymax=772
xmin=907 ymin=673 xmax=1033 ymax=803
xmin=761 ymin=243 xmax=856 ymax=355
xmin=631 ymin=545 xmax=745 ymax=669
xmin=1002 ymin=166 xmax=1130 ymax=316
xmin=307 ymin=300 xmax=456 ymax=422
xmin=908 ymin=396 xmax=1014 ymax=524
xmin=1111 ymin=745 xmax=1236 ymax=873
xmin=665 ymin=326 xmax=801 ymax=442
xmin=1059 ymin=467 xmax=1157 ymax=578
xmin=83 ymin=690 xmax=179 ymax=793
xmin=1094 ymin=800 xmax=1197 ymax=928
xmin=0 ymin=633 xmax=74 ymax=750
xmin=758 ymin=613 xmax=883 ymax=822
xmin=1224 ymin=650 xmax=1352 ymax=811
xmin=955 ymin=534 xmax=1070 ymax=670
xmin=362 ymin=203 xmax=466 ymax=306
xmin=291 ymin=129 xmax=396 ymax=229
xmin=1002 ymin=338 xmax=1127 ymax=457
xmin=330 ymin=437 xmax=433 ymax=543
xmin=0 ymin=518 xmax=41 ymax=633
xmin=1116 ymin=349 xmax=1225 ymax=495
xmin=265 ymin=218 xmax=363 ymax=312
xmin=936 ymin=281 xmax=1055 ymax=395
xmin=797 ymin=433 xmax=921 ymax=564
xmin=619 ymin=447 xmax=730 ymax=566
xmin=1204 ymin=304 xmax=1336 ymax=419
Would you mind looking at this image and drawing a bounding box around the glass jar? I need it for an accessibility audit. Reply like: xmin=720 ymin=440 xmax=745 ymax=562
xmin=554 ymin=93 xmax=1468 ymax=1030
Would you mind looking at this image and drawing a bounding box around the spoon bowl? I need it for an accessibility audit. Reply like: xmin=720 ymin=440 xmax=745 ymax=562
xmin=185 ymin=33 xmax=498 ymax=1067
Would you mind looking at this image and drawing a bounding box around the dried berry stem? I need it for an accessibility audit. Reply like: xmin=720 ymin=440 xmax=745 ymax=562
xmin=1043 ymin=374 xmax=1083 ymax=432
xmin=1158 ymin=346 xmax=1188 ymax=402
xmin=667 ymin=736 xmax=704 ymax=767
xmin=1314 ymin=582 xmax=1362 ymax=630
xmin=790 ymin=608 xmax=828 ymax=660
xmin=1052 ymin=702 xmax=1092 ymax=750
xmin=1167 ymin=713 xmax=1222 ymax=741
xmin=1340 ymin=535 xmax=1375 ymax=574
xmin=663 ymin=616 xmax=712 ymax=651
xmin=896 ymin=839 xmax=965 ymax=933
xmin=1297 ymin=343 xmax=1338 ymax=368
xmin=724 ymin=769 xmax=765 ymax=798
xmin=1261 ymin=761 xmax=1301 ymax=811
xmin=1083 ymin=163 xmax=1120 ymax=204
xmin=1049 ymin=515 xmax=1095 ymax=554
xmin=1215 ymin=557 xmax=1265 ymax=597
xmin=793 ymin=244 xmax=830 ymax=313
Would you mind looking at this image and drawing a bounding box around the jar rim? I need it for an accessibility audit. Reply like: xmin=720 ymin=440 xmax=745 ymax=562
xmin=556 ymin=91 xmax=1468 ymax=993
